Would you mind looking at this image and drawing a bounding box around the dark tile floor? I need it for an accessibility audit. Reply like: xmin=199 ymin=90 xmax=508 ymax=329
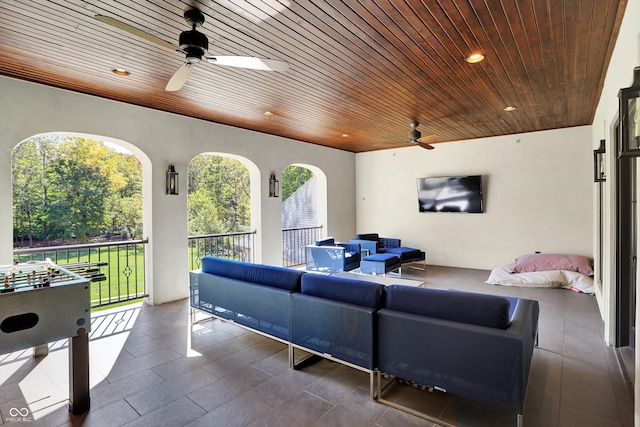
xmin=0 ymin=265 xmax=633 ymax=426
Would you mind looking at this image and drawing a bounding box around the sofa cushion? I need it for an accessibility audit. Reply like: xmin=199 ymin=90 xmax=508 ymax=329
xmin=384 ymin=285 xmax=511 ymax=330
xmin=301 ymin=274 xmax=385 ymax=308
xmin=200 ymin=257 xmax=303 ymax=292
xmin=316 ymin=237 xmax=336 ymax=246
xmin=384 ymin=247 xmax=422 ymax=260
xmin=362 ymin=253 xmax=399 ymax=263
xmin=355 ymin=233 xmax=379 ymax=242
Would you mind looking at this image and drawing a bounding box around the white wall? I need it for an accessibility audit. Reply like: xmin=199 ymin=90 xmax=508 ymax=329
xmin=590 ymin=0 xmax=640 ymax=421
xmin=356 ymin=126 xmax=593 ymax=270
xmin=0 ymin=76 xmax=356 ymax=304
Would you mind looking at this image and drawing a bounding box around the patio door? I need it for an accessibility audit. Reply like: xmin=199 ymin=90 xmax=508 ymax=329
xmin=616 ymin=131 xmax=637 ymax=382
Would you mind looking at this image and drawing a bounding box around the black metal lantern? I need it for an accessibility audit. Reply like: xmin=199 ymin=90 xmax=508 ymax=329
xmin=166 ymin=165 xmax=179 ymax=195
xmin=269 ymin=172 xmax=279 ymax=198
xmin=618 ymin=66 xmax=640 ymax=157
xmin=594 ymin=139 xmax=606 ymax=182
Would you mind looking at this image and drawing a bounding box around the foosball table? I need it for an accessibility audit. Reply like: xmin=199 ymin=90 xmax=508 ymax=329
xmin=0 ymin=260 xmax=91 ymax=414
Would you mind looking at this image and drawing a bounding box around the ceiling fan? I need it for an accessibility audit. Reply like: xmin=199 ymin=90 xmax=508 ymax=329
xmin=408 ymin=122 xmax=437 ymax=150
xmin=95 ymin=9 xmax=290 ymax=92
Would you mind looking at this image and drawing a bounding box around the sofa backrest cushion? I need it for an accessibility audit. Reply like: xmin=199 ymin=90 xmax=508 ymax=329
xmin=201 ymin=257 xmax=303 ymax=292
xmin=384 ymin=285 xmax=511 ymax=330
xmin=301 ymin=274 xmax=385 ymax=308
xmin=355 ymin=233 xmax=379 ymax=242
xmin=316 ymin=237 xmax=336 ymax=246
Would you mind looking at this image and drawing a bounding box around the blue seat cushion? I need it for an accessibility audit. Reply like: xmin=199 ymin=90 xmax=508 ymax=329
xmin=384 ymin=247 xmax=423 ymax=260
xmin=201 ymin=257 xmax=303 ymax=292
xmin=362 ymin=253 xmax=400 ymax=266
xmin=385 ymin=285 xmax=511 ymax=330
xmin=301 ymin=274 xmax=385 ymax=308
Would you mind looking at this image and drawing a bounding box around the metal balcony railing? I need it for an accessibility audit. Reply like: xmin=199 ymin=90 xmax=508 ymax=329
xmin=188 ymin=231 xmax=256 ymax=270
xmin=282 ymin=225 xmax=322 ymax=267
xmin=13 ymin=239 xmax=148 ymax=308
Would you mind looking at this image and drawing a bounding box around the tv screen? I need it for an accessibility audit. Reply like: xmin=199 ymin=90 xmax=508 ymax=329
xmin=417 ymin=175 xmax=483 ymax=213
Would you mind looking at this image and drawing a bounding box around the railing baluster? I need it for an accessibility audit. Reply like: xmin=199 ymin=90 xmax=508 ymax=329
xmin=13 ymin=239 xmax=149 ymax=309
xmin=281 ymin=225 xmax=323 ymax=267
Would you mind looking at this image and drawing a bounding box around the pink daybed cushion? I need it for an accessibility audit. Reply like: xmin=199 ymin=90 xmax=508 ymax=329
xmin=512 ymin=253 xmax=594 ymax=276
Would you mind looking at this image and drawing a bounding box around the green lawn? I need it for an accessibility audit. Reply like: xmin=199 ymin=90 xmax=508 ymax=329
xmin=13 ymin=240 xmax=248 ymax=311
xmin=14 ymin=244 xmax=146 ymax=309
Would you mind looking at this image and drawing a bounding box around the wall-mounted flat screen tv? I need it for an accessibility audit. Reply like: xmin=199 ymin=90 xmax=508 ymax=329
xmin=417 ymin=175 xmax=483 ymax=213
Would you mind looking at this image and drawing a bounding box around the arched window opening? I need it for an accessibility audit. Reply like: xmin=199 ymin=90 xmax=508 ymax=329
xmin=281 ymin=165 xmax=322 ymax=267
xmin=187 ymin=154 xmax=254 ymax=267
xmin=11 ymin=134 xmax=147 ymax=308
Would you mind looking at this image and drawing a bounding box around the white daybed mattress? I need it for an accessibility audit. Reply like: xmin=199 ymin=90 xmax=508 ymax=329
xmin=486 ymin=263 xmax=595 ymax=294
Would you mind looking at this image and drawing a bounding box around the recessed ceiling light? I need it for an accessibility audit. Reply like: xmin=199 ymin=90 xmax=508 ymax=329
xmin=112 ymin=68 xmax=130 ymax=76
xmin=503 ymin=106 xmax=517 ymax=112
xmin=465 ymin=53 xmax=485 ymax=64
xmin=341 ymin=133 xmax=349 ymax=137
xmin=263 ymin=111 xmax=274 ymax=116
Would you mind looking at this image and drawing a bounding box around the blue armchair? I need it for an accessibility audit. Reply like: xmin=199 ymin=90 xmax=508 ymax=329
xmin=305 ymin=237 xmax=361 ymax=273
xmin=351 ymin=233 xmax=426 ymax=269
xmin=350 ymin=233 xmax=401 ymax=255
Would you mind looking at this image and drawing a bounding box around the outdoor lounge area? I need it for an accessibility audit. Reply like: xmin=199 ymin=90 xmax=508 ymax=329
xmin=0 ymin=266 xmax=631 ymax=426
xmin=1 ymin=0 xmax=639 ymax=425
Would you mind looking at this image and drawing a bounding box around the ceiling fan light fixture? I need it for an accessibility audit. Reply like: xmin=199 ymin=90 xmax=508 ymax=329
xmin=466 ymin=53 xmax=485 ymax=63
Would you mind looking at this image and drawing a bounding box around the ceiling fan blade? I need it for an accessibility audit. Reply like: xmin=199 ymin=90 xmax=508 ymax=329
xmin=206 ymin=56 xmax=290 ymax=72
xmin=418 ymin=134 xmax=439 ymax=143
xmin=94 ymin=15 xmax=177 ymax=51
xmin=417 ymin=142 xmax=435 ymax=150
xmin=166 ymin=63 xmax=193 ymax=91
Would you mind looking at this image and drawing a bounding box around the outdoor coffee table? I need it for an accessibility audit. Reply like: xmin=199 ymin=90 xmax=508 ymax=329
xmin=333 ymin=271 xmax=424 ymax=287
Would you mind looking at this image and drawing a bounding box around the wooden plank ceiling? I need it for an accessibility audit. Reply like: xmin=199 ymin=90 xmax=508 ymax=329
xmin=0 ymin=0 xmax=627 ymax=152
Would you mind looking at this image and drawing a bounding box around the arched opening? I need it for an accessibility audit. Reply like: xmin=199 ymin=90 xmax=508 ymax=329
xmin=11 ymin=132 xmax=152 ymax=308
xmin=281 ymin=164 xmax=327 ymax=267
xmin=187 ymin=153 xmax=259 ymax=268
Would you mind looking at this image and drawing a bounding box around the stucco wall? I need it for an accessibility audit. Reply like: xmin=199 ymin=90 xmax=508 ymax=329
xmin=0 ymin=76 xmax=356 ymax=304
xmin=355 ymin=126 xmax=593 ymax=270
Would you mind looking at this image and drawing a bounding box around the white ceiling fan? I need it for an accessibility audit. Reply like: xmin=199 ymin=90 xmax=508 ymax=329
xmin=95 ymin=8 xmax=290 ymax=92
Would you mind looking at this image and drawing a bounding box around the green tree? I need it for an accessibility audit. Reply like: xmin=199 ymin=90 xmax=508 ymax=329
xmin=12 ymin=135 xmax=143 ymax=246
xmin=187 ymin=155 xmax=250 ymax=236
xmin=282 ymin=165 xmax=314 ymax=201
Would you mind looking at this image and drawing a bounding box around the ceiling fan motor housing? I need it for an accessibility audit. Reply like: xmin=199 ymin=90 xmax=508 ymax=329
xmin=179 ymin=29 xmax=208 ymax=62
xmin=409 ymin=128 xmax=421 ymax=142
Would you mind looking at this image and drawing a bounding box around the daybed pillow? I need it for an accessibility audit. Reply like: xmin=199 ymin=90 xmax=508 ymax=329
xmin=512 ymin=253 xmax=593 ymax=276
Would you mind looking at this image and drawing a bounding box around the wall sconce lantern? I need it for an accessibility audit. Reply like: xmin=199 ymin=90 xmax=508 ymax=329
xmin=593 ymin=139 xmax=606 ymax=182
xmin=618 ymin=66 xmax=640 ymax=157
xmin=269 ymin=173 xmax=279 ymax=198
xmin=166 ymin=165 xmax=179 ymax=195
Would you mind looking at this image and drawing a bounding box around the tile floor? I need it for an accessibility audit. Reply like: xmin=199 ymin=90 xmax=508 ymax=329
xmin=0 ymin=265 xmax=633 ymax=426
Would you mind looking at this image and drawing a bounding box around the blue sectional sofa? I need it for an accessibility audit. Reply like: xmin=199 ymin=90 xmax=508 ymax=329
xmin=190 ymin=257 xmax=303 ymax=342
xmin=190 ymin=257 xmax=539 ymax=426
xmin=290 ymin=273 xmax=385 ymax=397
xmin=376 ymin=285 xmax=539 ymax=426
